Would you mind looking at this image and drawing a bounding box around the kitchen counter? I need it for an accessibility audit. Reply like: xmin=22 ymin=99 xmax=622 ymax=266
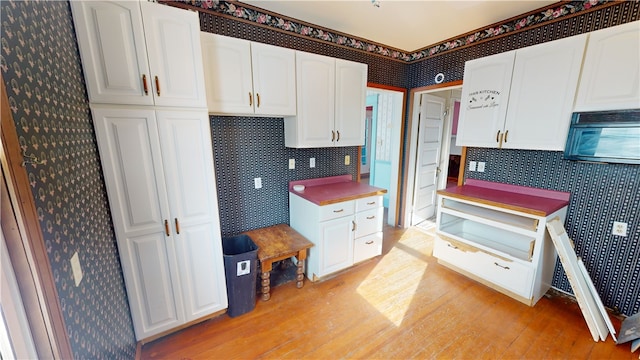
xmin=289 ymin=175 xmax=387 ymax=206
xmin=438 ymin=179 xmax=570 ymax=216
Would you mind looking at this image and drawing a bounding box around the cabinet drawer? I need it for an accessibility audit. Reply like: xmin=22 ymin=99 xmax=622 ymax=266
xmin=354 ymin=232 xmax=382 ymax=263
xmin=355 ymin=207 xmax=383 ymax=238
xmin=433 ymin=236 xmax=475 ymax=273
xmin=319 ymin=201 xmax=354 ymax=222
xmin=355 ymin=195 xmax=382 ymax=212
xmin=475 ymin=252 xmax=533 ymax=298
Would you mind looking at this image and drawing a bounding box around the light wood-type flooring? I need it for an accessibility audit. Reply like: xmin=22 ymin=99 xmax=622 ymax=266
xmin=141 ymin=223 xmax=636 ymax=359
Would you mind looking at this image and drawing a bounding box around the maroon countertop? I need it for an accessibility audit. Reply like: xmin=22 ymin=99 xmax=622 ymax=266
xmin=289 ymin=175 xmax=387 ymax=206
xmin=439 ymin=179 xmax=570 ymax=216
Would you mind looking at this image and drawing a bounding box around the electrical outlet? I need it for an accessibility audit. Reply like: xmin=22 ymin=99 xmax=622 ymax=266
xmin=477 ymin=162 xmax=486 ymax=172
xmin=345 ymin=155 xmax=351 ymax=165
xmin=612 ymin=221 xmax=628 ymax=237
xmin=310 ymin=157 xmax=316 ymax=168
xmin=254 ymin=177 xmax=262 ymax=189
xmin=469 ymin=161 xmax=477 ymax=172
xmin=288 ymin=159 xmax=295 ymax=169
xmin=237 ymin=260 xmax=251 ymax=276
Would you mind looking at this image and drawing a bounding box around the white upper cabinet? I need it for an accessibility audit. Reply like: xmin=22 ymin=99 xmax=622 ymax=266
xmin=456 ymin=51 xmax=516 ymax=148
xmin=574 ymin=21 xmax=640 ymax=112
xmin=456 ymin=34 xmax=587 ymax=150
xmin=71 ymin=1 xmax=206 ymax=108
xmin=200 ymin=33 xmax=297 ymax=116
xmin=285 ymin=52 xmax=367 ymax=148
xmin=335 ymin=59 xmax=367 ymax=147
xmin=504 ymin=34 xmax=587 ymax=150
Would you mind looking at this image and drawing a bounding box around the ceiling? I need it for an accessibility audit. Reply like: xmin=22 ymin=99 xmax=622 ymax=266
xmin=241 ymin=0 xmax=558 ymax=52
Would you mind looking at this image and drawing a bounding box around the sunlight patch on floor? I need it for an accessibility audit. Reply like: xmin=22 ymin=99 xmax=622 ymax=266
xmin=356 ymin=229 xmax=432 ymax=326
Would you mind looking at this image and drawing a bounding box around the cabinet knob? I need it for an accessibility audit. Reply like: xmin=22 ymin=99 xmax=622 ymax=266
xmin=142 ymin=74 xmax=149 ymax=95
xmin=155 ymin=76 xmax=161 ymax=96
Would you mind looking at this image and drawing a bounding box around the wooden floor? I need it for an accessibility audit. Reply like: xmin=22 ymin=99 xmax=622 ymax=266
xmin=142 ymin=224 xmax=635 ymax=359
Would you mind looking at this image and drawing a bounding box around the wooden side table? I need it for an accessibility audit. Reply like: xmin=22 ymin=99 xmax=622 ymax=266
xmin=243 ymin=224 xmax=314 ymax=301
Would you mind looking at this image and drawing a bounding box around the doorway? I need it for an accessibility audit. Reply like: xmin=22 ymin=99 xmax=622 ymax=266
xmin=360 ymin=84 xmax=405 ymax=227
xmin=403 ymin=85 xmax=462 ymax=228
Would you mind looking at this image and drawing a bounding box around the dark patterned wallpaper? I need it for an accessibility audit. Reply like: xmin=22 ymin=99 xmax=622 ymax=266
xmin=0 ymin=1 xmax=136 ymax=359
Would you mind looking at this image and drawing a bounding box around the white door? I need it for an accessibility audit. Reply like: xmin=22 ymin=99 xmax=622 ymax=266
xmin=335 ymin=59 xmax=367 ymax=146
xmin=200 ymin=33 xmax=254 ymax=114
xmin=156 ymin=110 xmax=228 ymax=321
xmin=91 ymin=107 xmax=182 ymax=340
xmin=411 ymin=94 xmax=445 ymax=225
xmin=70 ymin=1 xmax=153 ymax=105
xmin=319 ymin=217 xmax=354 ymax=276
xmin=293 ymin=52 xmax=335 ymax=147
xmin=251 ymin=42 xmax=297 ymax=116
xmin=141 ymin=1 xmax=207 ymax=108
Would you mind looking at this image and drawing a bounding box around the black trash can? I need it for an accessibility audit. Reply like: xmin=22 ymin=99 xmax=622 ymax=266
xmin=222 ymin=234 xmax=258 ymax=317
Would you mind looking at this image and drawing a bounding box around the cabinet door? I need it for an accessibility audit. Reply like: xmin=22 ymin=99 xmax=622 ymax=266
xmin=286 ymin=52 xmax=335 ymax=148
xmin=456 ymin=51 xmax=515 ymax=148
xmin=141 ymin=2 xmax=207 ymax=108
xmin=251 ymin=42 xmax=297 ymax=116
xmin=319 ymin=217 xmax=354 ymax=276
xmin=504 ymin=34 xmax=587 ymax=150
xmin=335 ymin=59 xmax=367 ymax=146
xmin=156 ymin=110 xmax=228 ymax=322
xmin=70 ymin=1 xmax=153 ymax=105
xmin=574 ymin=21 xmax=640 ymax=111
xmin=200 ymin=33 xmax=254 ymax=114
xmin=91 ymin=107 xmax=182 ymax=340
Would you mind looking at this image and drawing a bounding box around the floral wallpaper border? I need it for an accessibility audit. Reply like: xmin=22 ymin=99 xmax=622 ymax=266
xmin=170 ymin=0 xmax=611 ymax=62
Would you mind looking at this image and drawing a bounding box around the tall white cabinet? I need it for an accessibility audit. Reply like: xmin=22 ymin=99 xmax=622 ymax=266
xmin=72 ymin=1 xmax=227 ymax=341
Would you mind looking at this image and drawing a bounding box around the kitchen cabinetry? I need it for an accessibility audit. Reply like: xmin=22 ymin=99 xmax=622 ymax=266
xmin=574 ymin=21 xmax=640 ymax=112
xmin=91 ymin=106 xmax=227 ymax=340
xmin=290 ymin=194 xmax=383 ymax=281
xmin=200 ymin=33 xmax=297 ymax=116
xmin=70 ymin=1 xmax=206 ymax=108
xmin=456 ymin=34 xmax=586 ymax=150
xmin=433 ymin=180 xmax=570 ymax=306
xmin=284 ymin=52 xmax=367 ymax=148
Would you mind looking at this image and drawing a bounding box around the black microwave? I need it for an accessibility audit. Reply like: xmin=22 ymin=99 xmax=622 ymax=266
xmin=564 ymin=109 xmax=640 ymax=164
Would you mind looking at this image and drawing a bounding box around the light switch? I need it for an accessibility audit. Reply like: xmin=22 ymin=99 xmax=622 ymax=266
xmin=345 ymin=155 xmax=351 ymax=165
xmin=70 ymin=251 xmax=83 ymax=287
xmin=254 ymin=177 xmax=262 ymax=189
xmin=469 ymin=161 xmax=477 ymax=172
xmin=289 ymin=159 xmax=295 ymax=169
xmin=477 ymin=162 xmax=486 ymax=172
xmin=310 ymin=157 xmax=316 ymax=168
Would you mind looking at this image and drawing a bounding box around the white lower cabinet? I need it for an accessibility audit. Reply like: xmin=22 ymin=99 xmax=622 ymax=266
xmin=434 ymin=194 xmax=567 ymax=306
xmin=290 ymin=194 xmax=383 ymax=281
xmin=91 ymin=106 xmax=227 ymax=340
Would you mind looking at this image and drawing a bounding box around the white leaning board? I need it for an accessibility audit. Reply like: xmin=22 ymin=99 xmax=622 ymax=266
xmin=546 ymin=218 xmax=610 ymax=342
xmin=577 ymin=258 xmax=617 ymax=342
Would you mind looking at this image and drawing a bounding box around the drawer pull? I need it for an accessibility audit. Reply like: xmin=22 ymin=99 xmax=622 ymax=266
xmin=164 ymin=219 xmax=170 ymax=236
xmin=366 ymin=215 xmax=376 ymax=219
xmin=333 ymin=209 xmax=344 ymax=213
xmin=365 ymin=240 xmax=374 ymax=245
xmin=142 ymin=74 xmax=149 ymax=95
xmin=494 ymin=262 xmax=510 ymax=270
xmin=447 ymin=243 xmax=458 ymax=250
xmin=352 ymin=221 xmax=357 ymax=231
xmin=155 ymin=76 xmax=161 ymax=96
xmin=366 ymin=201 xmax=376 ymax=205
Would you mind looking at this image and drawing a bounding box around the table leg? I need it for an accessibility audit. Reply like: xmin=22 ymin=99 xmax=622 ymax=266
xmin=296 ymin=259 xmax=304 ymax=289
xmin=261 ymin=271 xmax=271 ymax=301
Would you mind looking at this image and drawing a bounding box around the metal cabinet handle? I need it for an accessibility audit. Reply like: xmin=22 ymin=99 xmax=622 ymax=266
xmin=164 ymin=220 xmax=170 ymax=236
xmin=155 ymin=76 xmax=161 ymax=96
xmin=494 ymin=262 xmax=510 ymax=270
xmin=495 ymin=130 xmax=501 ymax=143
xmin=333 ymin=209 xmax=344 ymax=213
xmin=447 ymin=243 xmax=458 ymax=250
xmin=352 ymin=220 xmax=357 ymax=231
xmin=142 ymin=74 xmax=149 ymax=95
xmin=504 ymin=130 xmax=509 ymax=143
xmin=331 ymin=130 xmax=335 ymax=142
xmin=249 ymin=92 xmax=252 ymax=106
xmin=366 ymin=215 xmax=375 ymax=220
xmin=336 ymin=130 xmax=340 ymax=142
xmin=365 ymin=240 xmax=374 ymax=245
xmin=256 ymin=93 xmax=260 ymax=107
xmin=367 ymin=201 xmax=376 ymax=205
xmin=175 ymin=218 xmax=180 ymax=235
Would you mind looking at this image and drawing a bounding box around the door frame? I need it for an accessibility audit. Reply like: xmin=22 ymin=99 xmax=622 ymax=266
xmin=401 ymin=81 xmax=465 ymax=228
xmin=358 ymin=82 xmax=406 ymax=227
xmin=1 ymin=76 xmax=73 ymax=358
